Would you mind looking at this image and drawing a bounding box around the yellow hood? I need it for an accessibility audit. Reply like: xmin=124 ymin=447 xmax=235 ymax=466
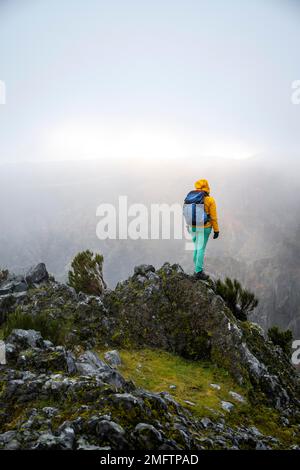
xmin=194 ymin=179 xmax=210 ymax=193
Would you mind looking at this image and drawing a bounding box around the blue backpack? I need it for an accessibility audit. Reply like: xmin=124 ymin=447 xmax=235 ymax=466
xmin=183 ymin=190 xmax=210 ymax=227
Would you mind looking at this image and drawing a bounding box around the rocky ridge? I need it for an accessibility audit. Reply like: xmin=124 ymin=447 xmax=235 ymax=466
xmin=0 ymin=262 xmax=300 ymax=450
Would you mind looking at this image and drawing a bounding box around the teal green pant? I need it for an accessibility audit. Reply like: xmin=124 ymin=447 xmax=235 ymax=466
xmin=189 ymin=226 xmax=212 ymax=273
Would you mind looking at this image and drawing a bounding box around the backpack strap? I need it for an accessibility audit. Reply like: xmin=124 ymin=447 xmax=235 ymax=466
xmin=192 ymin=203 xmax=196 ymax=227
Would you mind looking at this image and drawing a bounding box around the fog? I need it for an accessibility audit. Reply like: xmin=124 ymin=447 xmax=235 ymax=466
xmin=0 ymin=154 xmax=299 ymax=273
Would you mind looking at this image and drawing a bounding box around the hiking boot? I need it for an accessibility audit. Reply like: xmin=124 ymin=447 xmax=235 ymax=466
xmin=195 ymin=271 xmax=209 ymax=281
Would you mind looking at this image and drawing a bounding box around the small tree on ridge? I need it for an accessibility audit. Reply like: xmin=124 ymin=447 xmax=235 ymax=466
xmin=68 ymin=250 xmax=106 ymax=296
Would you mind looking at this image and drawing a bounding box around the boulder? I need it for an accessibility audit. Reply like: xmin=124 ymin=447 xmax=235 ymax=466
xmin=210 ymin=383 xmax=221 ymax=390
xmin=104 ymin=350 xmax=122 ymax=367
xmin=96 ymin=420 xmax=128 ymax=448
xmin=33 ymin=429 xmax=75 ymax=450
xmin=221 ymin=401 xmax=235 ymax=412
xmin=134 ymin=265 xmax=156 ymax=277
xmin=75 ymin=351 xmax=127 ymax=389
xmin=0 ymin=279 xmax=27 ymax=296
xmin=133 ymin=423 xmax=163 ymax=449
xmin=25 ymin=263 xmax=49 ymax=285
xmin=229 ymin=391 xmax=246 ymax=403
xmin=75 ymin=351 xmax=111 ymax=375
xmin=6 ymin=329 xmax=44 ymax=350
xmin=16 ymin=347 xmax=76 ymax=374
xmin=5 ymin=329 xmax=76 ymax=374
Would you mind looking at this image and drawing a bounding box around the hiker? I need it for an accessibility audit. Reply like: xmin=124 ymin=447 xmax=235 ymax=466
xmin=183 ymin=179 xmax=219 ymax=280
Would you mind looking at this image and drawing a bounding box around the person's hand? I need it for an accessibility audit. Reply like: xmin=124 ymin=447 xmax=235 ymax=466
xmin=213 ymin=231 xmax=219 ymax=239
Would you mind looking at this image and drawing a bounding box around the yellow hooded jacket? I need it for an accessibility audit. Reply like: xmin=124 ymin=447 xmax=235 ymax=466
xmin=194 ymin=179 xmax=219 ymax=232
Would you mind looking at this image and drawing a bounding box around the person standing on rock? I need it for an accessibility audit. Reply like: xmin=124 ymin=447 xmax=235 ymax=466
xmin=183 ymin=179 xmax=219 ymax=280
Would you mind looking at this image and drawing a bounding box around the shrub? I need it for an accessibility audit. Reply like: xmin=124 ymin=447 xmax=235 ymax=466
xmin=3 ymin=307 xmax=65 ymax=345
xmin=0 ymin=268 xmax=8 ymax=283
xmin=215 ymin=277 xmax=258 ymax=321
xmin=0 ymin=295 xmax=16 ymax=325
xmin=267 ymin=326 xmax=293 ymax=356
xmin=68 ymin=250 xmax=106 ymax=295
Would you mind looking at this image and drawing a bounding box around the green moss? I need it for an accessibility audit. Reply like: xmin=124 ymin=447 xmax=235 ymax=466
xmin=98 ymin=348 xmax=246 ymax=419
xmin=101 ymin=348 xmax=299 ymax=448
xmin=0 ymin=380 xmax=6 ymax=398
xmin=226 ymin=403 xmax=300 ymax=448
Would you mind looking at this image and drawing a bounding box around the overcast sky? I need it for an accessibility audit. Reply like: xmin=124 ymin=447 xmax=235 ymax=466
xmin=0 ymin=0 xmax=300 ymax=163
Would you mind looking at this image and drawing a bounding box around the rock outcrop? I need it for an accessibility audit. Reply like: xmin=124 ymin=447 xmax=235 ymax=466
xmin=0 ymin=263 xmax=50 ymax=325
xmin=0 ymin=262 xmax=299 ymax=450
xmin=105 ymin=263 xmax=300 ymax=410
xmin=1 ymin=327 xmax=299 ymax=450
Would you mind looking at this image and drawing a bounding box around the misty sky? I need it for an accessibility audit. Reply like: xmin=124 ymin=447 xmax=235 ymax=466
xmin=0 ymin=0 xmax=300 ymax=164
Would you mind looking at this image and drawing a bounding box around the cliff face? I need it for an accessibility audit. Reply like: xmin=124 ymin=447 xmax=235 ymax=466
xmin=0 ymin=263 xmax=299 ymax=450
